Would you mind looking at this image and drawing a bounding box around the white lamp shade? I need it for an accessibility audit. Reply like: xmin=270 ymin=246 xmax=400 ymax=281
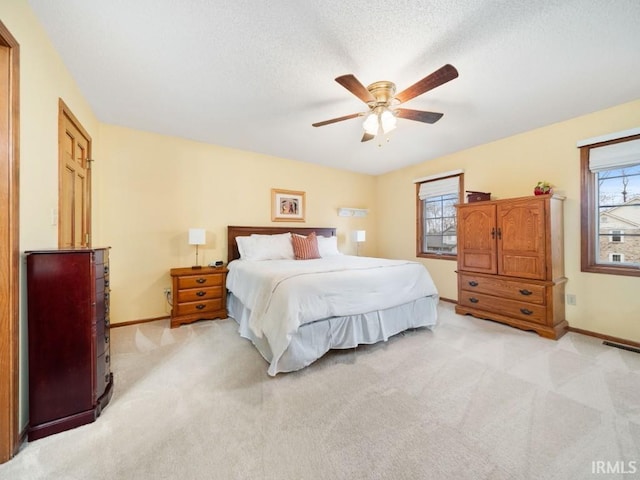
xmin=188 ymin=228 xmax=206 ymax=245
xmin=355 ymin=230 xmax=366 ymax=242
xmin=380 ymin=109 xmax=397 ymax=133
xmin=362 ymin=112 xmax=378 ymax=135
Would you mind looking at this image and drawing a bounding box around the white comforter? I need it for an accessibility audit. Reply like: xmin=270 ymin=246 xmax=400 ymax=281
xmin=226 ymin=256 xmax=438 ymax=367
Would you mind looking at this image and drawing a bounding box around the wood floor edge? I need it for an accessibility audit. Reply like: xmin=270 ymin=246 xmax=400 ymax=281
xmin=438 ymin=297 xmax=456 ymax=304
xmin=110 ymin=316 xmax=170 ymax=329
xmin=567 ymin=326 xmax=640 ymax=349
xmin=451 ymin=299 xmax=638 ymax=348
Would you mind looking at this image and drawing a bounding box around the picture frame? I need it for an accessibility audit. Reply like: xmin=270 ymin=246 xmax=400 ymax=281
xmin=271 ymin=188 xmax=305 ymax=222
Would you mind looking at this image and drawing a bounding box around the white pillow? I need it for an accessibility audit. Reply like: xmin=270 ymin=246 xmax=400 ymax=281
xmin=317 ymin=235 xmax=341 ymax=257
xmin=235 ymin=236 xmax=253 ymax=260
xmin=236 ymin=233 xmax=294 ymax=261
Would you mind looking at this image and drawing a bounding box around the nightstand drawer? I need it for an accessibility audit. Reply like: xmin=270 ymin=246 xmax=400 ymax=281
xmin=177 ymin=286 xmax=223 ymax=303
xmin=178 ymin=273 xmax=224 ymax=289
xmin=175 ymin=298 xmax=223 ymax=317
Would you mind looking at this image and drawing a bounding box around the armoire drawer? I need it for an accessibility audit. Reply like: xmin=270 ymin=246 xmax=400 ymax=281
xmin=459 ymin=273 xmax=545 ymax=305
xmin=458 ymin=291 xmax=547 ymax=325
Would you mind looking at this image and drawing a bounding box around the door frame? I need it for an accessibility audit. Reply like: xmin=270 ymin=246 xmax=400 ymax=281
xmin=0 ymin=21 xmax=20 ymax=463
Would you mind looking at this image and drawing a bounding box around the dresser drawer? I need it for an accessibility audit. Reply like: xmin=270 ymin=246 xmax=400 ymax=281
xmin=175 ymin=298 xmax=224 ymax=317
xmin=459 ymin=273 xmax=545 ymax=305
xmin=96 ymin=351 xmax=110 ymax=399
xmin=458 ymin=291 xmax=547 ymax=325
xmin=177 ymin=286 xmax=223 ymax=303
xmin=177 ymin=273 xmax=224 ymax=289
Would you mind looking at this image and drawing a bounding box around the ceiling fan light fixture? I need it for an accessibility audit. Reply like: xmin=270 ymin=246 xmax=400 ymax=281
xmin=313 ymin=64 xmax=458 ymax=142
xmin=362 ymin=112 xmax=379 ymax=135
xmin=380 ymin=108 xmax=397 ymax=133
xmin=363 ymin=107 xmax=396 ymax=136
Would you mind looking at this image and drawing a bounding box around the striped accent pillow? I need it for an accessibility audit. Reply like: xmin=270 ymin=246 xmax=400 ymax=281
xmin=291 ymin=232 xmax=321 ymax=260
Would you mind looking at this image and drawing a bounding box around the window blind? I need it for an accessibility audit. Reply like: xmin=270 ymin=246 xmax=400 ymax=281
xmin=589 ymin=138 xmax=640 ymax=172
xmin=418 ymin=176 xmax=459 ymax=200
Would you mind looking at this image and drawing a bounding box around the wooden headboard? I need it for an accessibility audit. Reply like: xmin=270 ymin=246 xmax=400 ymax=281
xmin=227 ymin=226 xmax=337 ymax=263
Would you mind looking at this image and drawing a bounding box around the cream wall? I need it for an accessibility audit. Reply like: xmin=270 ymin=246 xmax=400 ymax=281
xmin=376 ymin=99 xmax=640 ymax=342
xmin=0 ymin=0 xmax=102 ymax=432
xmin=96 ymin=125 xmax=376 ymax=324
xmin=3 ymin=0 xmax=639 ymax=441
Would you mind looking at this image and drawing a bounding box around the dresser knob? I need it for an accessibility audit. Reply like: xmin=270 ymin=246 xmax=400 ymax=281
xmin=468 ymin=281 xmax=478 ymax=287
xmin=105 ymin=374 xmax=110 ymax=383
xmin=105 ymin=335 xmax=109 ymax=343
xmin=196 ymin=278 xmax=206 ymax=284
xmin=520 ymin=308 xmax=533 ymax=315
xmin=196 ymin=291 xmax=206 ymax=297
xmin=519 ymin=289 xmax=533 ymax=296
xmin=469 ymin=297 xmax=479 ymax=303
xmin=105 ymin=354 xmax=110 ymax=363
xmin=196 ymin=304 xmax=205 ymax=310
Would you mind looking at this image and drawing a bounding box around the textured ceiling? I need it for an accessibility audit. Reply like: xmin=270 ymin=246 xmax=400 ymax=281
xmin=28 ymin=0 xmax=640 ymax=175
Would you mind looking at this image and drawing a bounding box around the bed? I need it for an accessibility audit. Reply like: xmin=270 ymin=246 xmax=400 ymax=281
xmin=226 ymin=225 xmax=439 ymax=375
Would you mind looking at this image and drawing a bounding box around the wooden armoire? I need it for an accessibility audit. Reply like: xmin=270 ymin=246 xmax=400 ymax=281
xmin=26 ymin=248 xmax=114 ymax=440
xmin=455 ymin=194 xmax=567 ymax=339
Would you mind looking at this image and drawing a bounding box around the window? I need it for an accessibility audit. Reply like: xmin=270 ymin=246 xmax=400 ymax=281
xmin=609 ymin=253 xmax=624 ymax=263
xmin=579 ymin=131 xmax=640 ymax=277
xmin=609 ymin=230 xmax=623 ymax=243
xmin=415 ymin=171 xmax=463 ymax=259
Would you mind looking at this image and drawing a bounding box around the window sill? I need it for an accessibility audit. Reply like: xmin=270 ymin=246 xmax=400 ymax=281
xmin=417 ymin=253 xmax=457 ymax=261
xmin=581 ymin=263 xmax=640 ymax=278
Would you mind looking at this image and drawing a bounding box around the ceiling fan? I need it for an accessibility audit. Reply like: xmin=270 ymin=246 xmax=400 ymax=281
xmin=312 ymin=64 xmax=458 ymax=142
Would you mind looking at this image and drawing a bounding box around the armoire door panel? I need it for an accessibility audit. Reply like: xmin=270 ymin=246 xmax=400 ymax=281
xmin=458 ymin=204 xmax=497 ymax=274
xmin=497 ymin=200 xmax=545 ymax=279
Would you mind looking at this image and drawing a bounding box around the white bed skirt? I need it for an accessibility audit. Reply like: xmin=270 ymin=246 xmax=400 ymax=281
xmin=227 ymin=293 xmax=439 ymax=376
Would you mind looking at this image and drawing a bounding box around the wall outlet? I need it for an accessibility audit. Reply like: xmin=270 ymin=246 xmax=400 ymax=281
xmin=163 ymin=288 xmax=171 ymax=295
xmin=566 ymin=294 xmax=576 ymax=306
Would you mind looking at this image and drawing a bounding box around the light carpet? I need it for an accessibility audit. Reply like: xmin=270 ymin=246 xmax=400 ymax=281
xmin=1 ymin=303 xmax=639 ymax=479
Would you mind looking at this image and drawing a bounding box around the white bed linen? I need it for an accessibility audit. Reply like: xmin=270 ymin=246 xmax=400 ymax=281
xmin=228 ymin=293 xmax=439 ymax=375
xmin=226 ymin=256 xmax=439 ymax=374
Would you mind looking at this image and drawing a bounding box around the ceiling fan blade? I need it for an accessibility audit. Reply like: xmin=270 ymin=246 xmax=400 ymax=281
xmin=361 ymin=132 xmax=375 ymax=142
xmin=312 ymin=112 xmax=362 ymax=127
xmin=395 ymin=108 xmax=444 ymax=124
xmin=394 ymin=64 xmax=459 ymax=104
xmin=335 ymin=74 xmax=376 ymax=104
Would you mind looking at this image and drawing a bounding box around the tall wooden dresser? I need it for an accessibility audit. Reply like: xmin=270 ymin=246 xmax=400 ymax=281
xmin=26 ymin=248 xmax=114 ymax=440
xmin=455 ymin=194 xmax=568 ymax=339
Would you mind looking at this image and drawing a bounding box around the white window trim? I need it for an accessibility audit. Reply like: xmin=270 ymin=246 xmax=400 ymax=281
xmin=413 ymin=169 xmax=464 ymax=184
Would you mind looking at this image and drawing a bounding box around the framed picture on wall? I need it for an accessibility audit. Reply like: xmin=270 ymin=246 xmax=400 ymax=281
xmin=271 ymin=189 xmax=305 ymax=222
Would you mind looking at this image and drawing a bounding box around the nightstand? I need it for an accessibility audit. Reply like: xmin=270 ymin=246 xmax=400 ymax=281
xmin=170 ymin=266 xmax=228 ymax=328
